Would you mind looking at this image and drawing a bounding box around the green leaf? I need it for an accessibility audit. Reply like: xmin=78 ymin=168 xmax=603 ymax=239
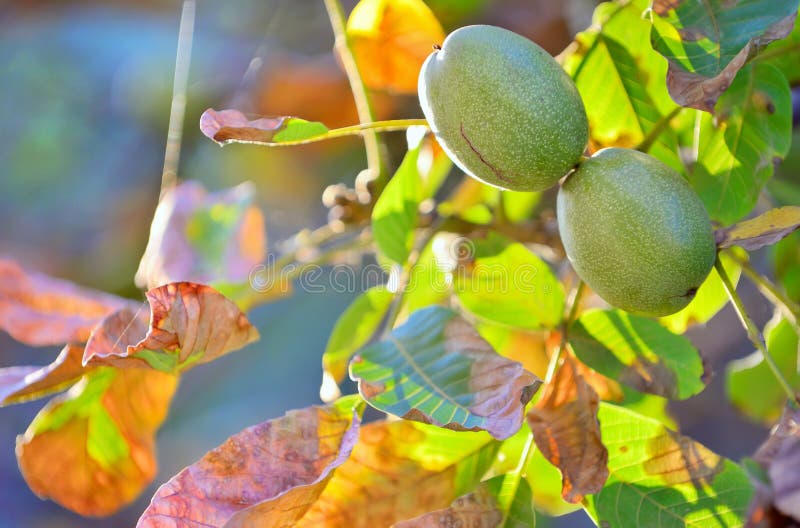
xmin=502 ymin=191 xmax=541 ymax=224
xmin=570 ymin=309 xmax=707 ymax=400
xmin=490 ymin=427 xmax=580 ymax=517
xmin=660 ymin=250 xmax=743 ymax=334
xmin=401 ymin=236 xmax=451 ymax=314
xmin=350 ymin=306 xmax=540 ymax=440
xmin=617 ymin=386 xmax=676 ymax=430
xmin=563 ymin=0 xmax=682 ymax=171
xmin=650 ymin=0 xmax=798 ymax=111
xmin=322 ymin=286 xmax=394 ymax=384
xmin=773 ymin=231 xmax=800 ymax=303
xmin=372 ymin=128 xmax=426 ymax=264
xmin=690 ymin=63 xmax=792 ymax=225
xmin=453 ymin=232 xmax=564 ymax=330
xmin=484 ymin=473 xmax=535 ymax=528
xmin=726 ymin=314 xmax=800 ymax=424
xmin=759 ymin=12 xmax=800 ymax=83
xmin=583 ymin=403 xmax=754 ymax=527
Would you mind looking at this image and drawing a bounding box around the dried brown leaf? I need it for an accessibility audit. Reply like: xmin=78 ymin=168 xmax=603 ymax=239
xmin=0 ymin=344 xmax=87 ymax=406
xmin=750 ymin=407 xmax=800 ymax=523
xmin=527 ymin=354 xmax=609 ymax=503
xmin=135 ymin=181 xmax=267 ymax=292
xmin=137 ymin=402 xmax=361 ymax=528
xmin=0 ymin=259 xmax=129 ymax=346
xmin=16 ymin=367 xmax=178 ymax=517
xmin=716 ymin=206 xmax=800 ymax=251
xmin=83 ymin=283 xmax=259 ymax=373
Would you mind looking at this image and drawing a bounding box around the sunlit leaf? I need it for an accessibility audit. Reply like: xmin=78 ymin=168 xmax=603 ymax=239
xmin=346 ymin=0 xmax=445 ymax=94
xmin=484 ymin=473 xmax=535 ymax=528
xmin=0 ymin=344 xmax=86 ymax=406
xmin=716 ymin=206 xmax=800 ymax=250
xmin=583 ymin=403 xmax=754 ymax=527
xmin=352 ymin=306 xmax=540 ymax=439
xmin=650 ymin=0 xmax=798 ymax=111
xmin=527 ymin=355 xmax=608 ymax=503
xmin=17 ymin=367 xmax=178 ymax=517
xmin=83 ymin=283 xmax=259 ymax=374
xmin=401 ymin=236 xmax=450 ymax=316
xmin=691 ymin=63 xmax=792 ymax=225
xmin=200 ymin=108 xmax=329 ymax=146
xmin=618 ymin=386 xmax=677 ymax=431
xmin=322 ymin=285 xmax=393 ymax=384
xmin=750 ymin=406 xmax=800 ymax=522
xmin=453 ymin=232 xmax=565 ymax=330
xmin=135 ymin=181 xmax=270 ymax=309
xmin=372 ymin=127 xmax=426 ymax=265
xmin=295 ymin=420 xmax=499 ymax=527
xmin=437 ymin=178 xmax=496 ymax=225
xmin=726 ymin=314 xmax=800 ymax=424
xmin=660 ymin=250 xmax=743 ymax=334
xmin=0 ymin=259 xmax=129 ymax=346
xmin=773 ymin=231 xmax=800 ymax=303
xmin=476 ymin=323 xmax=553 ymax=379
xmin=570 ymin=309 xmax=707 ymax=400
xmin=562 ymin=0 xmax=681 ymax=170
xmin=393 ymin=481 xmax=503 ymax=527
xmin=502 ymin=191 xmax=541 ymax=224
xmin=137 ymin=398 xmax=362 ymax=528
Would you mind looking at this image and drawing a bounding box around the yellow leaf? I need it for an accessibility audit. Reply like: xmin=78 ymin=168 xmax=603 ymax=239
xmin=347 ymin=0 xmax=445 ymax=94
xmin=716 ymin=206 xmax=800 ymax=251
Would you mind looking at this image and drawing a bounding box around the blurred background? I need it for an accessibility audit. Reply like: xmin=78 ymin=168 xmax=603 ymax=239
xmin=0 ymin=1 xmax=796 ymax=526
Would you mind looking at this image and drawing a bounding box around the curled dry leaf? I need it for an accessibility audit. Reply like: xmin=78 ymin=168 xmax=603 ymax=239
xmin=527 ymin=354 xmax=609 ymax=503
xmin=200 ymin=108 xmax=329 ymax=146
xmin=137 ymin=399 xmax=361 ymax=528
xmin=716 ymin=206 xmax=800 ymax=251
xmin=749 ymin=407 xmax=800 ymax=524
xmin=295 ymin=419 xmax=499 ymax=527
xmin=351 ymin=306 xmax=541 ymax=440
xmin=135 ymin=181 xmax=267 ymax=293
xmin=83 ymin=283 xmax=259 ymax=373
xmin=0 ymin=344 xmax=86 ymax=406
xmin=346 ymin=0 xmax=445 ymax=94
xmin=651 ymin=0 xmax=798 ymax=111
xmin=393 ymin=482 xmax=502 ymax=528
xmin=16 ymin=367 xmax=178 ymax=517
xmin=0 ymin=259 xmax=129 ymax=346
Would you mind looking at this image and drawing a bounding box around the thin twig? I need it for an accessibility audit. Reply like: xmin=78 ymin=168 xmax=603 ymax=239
xmin=545 ymin=280 xmax=586 ymax=383
xmin=322 ymin=0 xmax=388 ymax=186
xmin=724 ymin=249 xmax=800 ymax=324
xmin=160 ymin=0 xmax=196 ymax=198
xmin=635 ymin=105 xmax=683 ymax=153
xmin=715 ymin=256 xmax=798 ymax=406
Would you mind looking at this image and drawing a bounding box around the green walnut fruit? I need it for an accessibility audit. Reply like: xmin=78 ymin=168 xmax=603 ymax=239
xmin=557 ymin=148 xmax=716 ymax=316
xmin=418 ymin=24 xmax=588 ymax=192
